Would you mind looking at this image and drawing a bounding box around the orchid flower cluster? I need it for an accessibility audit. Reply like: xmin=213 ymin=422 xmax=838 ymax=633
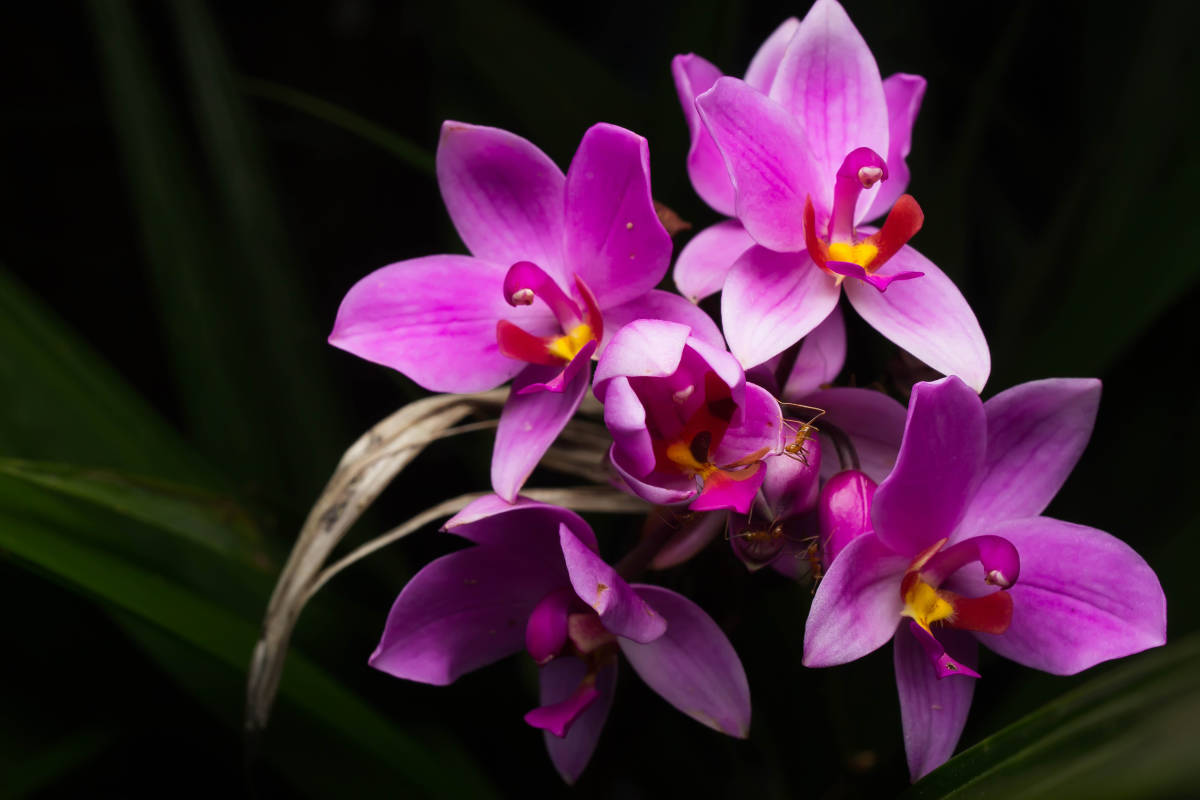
xmin=329 ymin=0 xmax=1166 ymax=785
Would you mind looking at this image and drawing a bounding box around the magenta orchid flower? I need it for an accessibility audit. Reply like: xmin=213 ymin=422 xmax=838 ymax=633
xmin=593 ymin=319 xmax=784 ymax=514
xmin=369 ymin=496 xmax=750 ymax=783
xmin=802 ymin=376 xmax=1166 ymax=780
xmin=671 ymin=2 xmax=925 ymax=305
xmin=329 ymin=121 xmax=720 ymax=502
xmin=680 ymin=0 xmax=988 ymax=390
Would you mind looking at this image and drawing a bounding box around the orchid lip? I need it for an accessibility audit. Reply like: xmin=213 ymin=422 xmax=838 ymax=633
xmin=497 ymin=263 xmax=604 ymax=367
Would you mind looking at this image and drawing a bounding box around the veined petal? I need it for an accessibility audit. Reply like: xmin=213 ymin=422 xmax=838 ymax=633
xmin=541 ymin=657 xmax=618 ymax=784
xmin=804 ymin=386 xmax=907 ymax=484
xmin=445 ymin=494 xmax=597 ymax=553
xmin=330 ymin=255 xmax=553 ymax=393
xmin=491 ymin=356 xmax=591 ymax=502
xmin=593 ymin=319 xmax=691 ymax=400
xmin=696 ymin=77 xmax=824 ymax=252
xmin=602 ymin=290 xmax=726 ymax=353
xmin=673 ymin=220 xmax=756 ymax=303
xmin=560 ymin=524 xmax=668 ymax=644
xmin=722 ymin=245 xmax=842 ymax=369
xmin=672 ymin=54 xmax=736 ymax=216
xmin=770 ymin=0 xmax=889 ymax=217
xmin=782 ymin=303 xmax=847 ymax=398
xmin=436 ymin=121 xmax=566 ymax=278
xmin=967 ymin=518 xmax=1166 ymax=675
xmin=863 ymin=74 xmax=927 ymax=222
xmin=744 ymin=17 xmax=802 ymax=92
xmin=368 ymin=544 xmax=563 ymax=685
xmin=621 ymin=585 xmax=751 ymax=738
xmin=894 ymin=624 xmax=978 ymax=781
xmin=803 ymin=533 xmax=909 ymax=667
xmin=844 ymin=244 xmax=990 ymax=393
xmin=872 ymin=377 xmax=986 ymax=557
xmin=959 ymin=379 xmax=1102 ymax=536
xmin=564 ymin=123 xmax=671 ymax=308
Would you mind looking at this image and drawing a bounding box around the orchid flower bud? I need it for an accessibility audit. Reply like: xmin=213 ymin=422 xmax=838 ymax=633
xmin=818 ymin=469 xmax=877 ymax=567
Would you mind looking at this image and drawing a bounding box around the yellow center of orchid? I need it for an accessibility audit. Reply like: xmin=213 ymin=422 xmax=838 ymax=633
xmin=827 ymin=241 xmax=880 ymax=269
xmin=664 ymin=440 xmax=717 ymax=479
xmin=900 ymin=578 xmax=954 ymax=633
xmin=546 ymin=323 xmax=595 ymax=362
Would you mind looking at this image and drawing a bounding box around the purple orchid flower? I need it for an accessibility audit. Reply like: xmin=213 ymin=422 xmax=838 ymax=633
xmin=678 ymin=0 xmax=987 ymax=390
xmin=593 ymin=319 xmax=785 ymax=514
xmin=672 ymin=6 xmax=926 ymax=306
xmin=369 ymin=496 xmax=750 ymax=783
xmin=802 ymin=376 xmax=1166 ymax=780
xmin=329 ymin=121 xmax=721 ymax=502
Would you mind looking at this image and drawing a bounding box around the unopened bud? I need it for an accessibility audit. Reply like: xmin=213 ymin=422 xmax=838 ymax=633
xmin=818 ymin=470 xmax=877 ymax=567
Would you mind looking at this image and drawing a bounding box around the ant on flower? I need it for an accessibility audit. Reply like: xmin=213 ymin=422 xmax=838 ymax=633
xmin=779 ymin=403 xmax=825 ymax=466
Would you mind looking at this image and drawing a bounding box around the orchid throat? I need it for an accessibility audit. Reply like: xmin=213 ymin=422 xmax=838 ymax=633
xmin=899 ymin=535 xmax=1020 ymax=679
xmin=805 ymin=148 xmax=926 ymax=292
xmin=497 ymin=262 xmax=603 ymax=366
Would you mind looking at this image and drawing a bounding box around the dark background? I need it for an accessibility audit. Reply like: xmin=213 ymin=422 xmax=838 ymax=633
xmin=2 ymin=1 xmax=1199 ymax=797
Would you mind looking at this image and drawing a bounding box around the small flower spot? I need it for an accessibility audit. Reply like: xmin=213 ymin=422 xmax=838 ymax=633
xmin=625 ymin=221 xmax=634 ymax=230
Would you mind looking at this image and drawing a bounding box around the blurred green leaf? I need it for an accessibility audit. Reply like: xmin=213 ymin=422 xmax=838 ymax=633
xmin=170 ymin=0 xmax=349 ymax=498
xmin=240 ymin=77 xmax=436 ymax=176
xmin=0 ymin=458 xmax=267 ymax=569
xmin=0 ymin=267 xmax=218 ymax=486
xmin=0 ymin=477 xmax=496 ymax=798
xmin=87 ymin=0 xmax=270 ymax=485
xmin=905 ymin=636 xmax=1200 ymax=799
xmin=87 ymin=0 xmax=353 ymax=501
xmin=0 ymin=727 xmax=115 ymax=799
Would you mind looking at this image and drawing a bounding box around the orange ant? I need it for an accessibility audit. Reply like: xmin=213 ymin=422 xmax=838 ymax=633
xmin=779 ymin=403 xmax=826 ymax=466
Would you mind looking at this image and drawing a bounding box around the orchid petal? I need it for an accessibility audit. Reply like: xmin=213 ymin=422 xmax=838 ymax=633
xmin=712 ymin=383 xmax=785 ymax=466
xmin=894 ymin=624 xmax=978 ymax=781
xmin=673 ymin=220 xmax=756 ymax=303
xmin=560 ymin=524 xmax=667 ymax=644
xmin=844 ymin=245 xmax=990 ymax=393
xmin=491 ymin=355 xmax=591 ymax=502
xmin=873 ymin=377 xmax=986 ymax=557
xmin=329 ymin=255 xmax=553 ymax=393
xmin=959 ymin=379 xmax=1102 ymax=536
xmin=762 ymin=440 xmax=821 ymax=519
xmin=445 ymin=495 xmax=598 ymax=553
xmin=966 ymin=518 xmax=1166 ymax=675
xmin=863 ymin=74 xmax=927 ymax=222
xmin=368 ymin=544 xmax=563 ymax=685
xmin=782 ymin=303 xmax=846 ymax=398
xmin=541 ymin=657 xmax=618 ymax=784
xmin=803 ymin=533 xmax=909 ymax=667
xmin=696 ymin=77 xmax=824 ymax=252
xmin=436 ymin=121 xmax=566 ymax=278
xmin=672 ymin=54 xmax=736 ymax=216
xmin=593 ymin=319 xmax=691 ymax=400
xmin=526 ymin=589 xmax=572 ymax=665
xmin=564 ymin=123 xmax=671 ymax=308
xmin=804 ymin=386 xmax=906 ymax=483
xmin=692 ymin=462 xmax=766 ymax=514
xmin=824 ymin=259 xmax=923 ymax=290
xmin=609 ymin=447 xmax=698 ymax=506
xmin=770 ymin=0 xmax=889 ymax=217
xmin=602 ymin=290 xmax=725 ymax=353
xmin=744 ymin=17 xmax=802 ymax=92
xmin=601 ymin=376 xmax=656 ymax=477
xmin=621 ymin=585 xmax=751 ymax=738
xmin=722 ymin=245 xmax=842 ymax=369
